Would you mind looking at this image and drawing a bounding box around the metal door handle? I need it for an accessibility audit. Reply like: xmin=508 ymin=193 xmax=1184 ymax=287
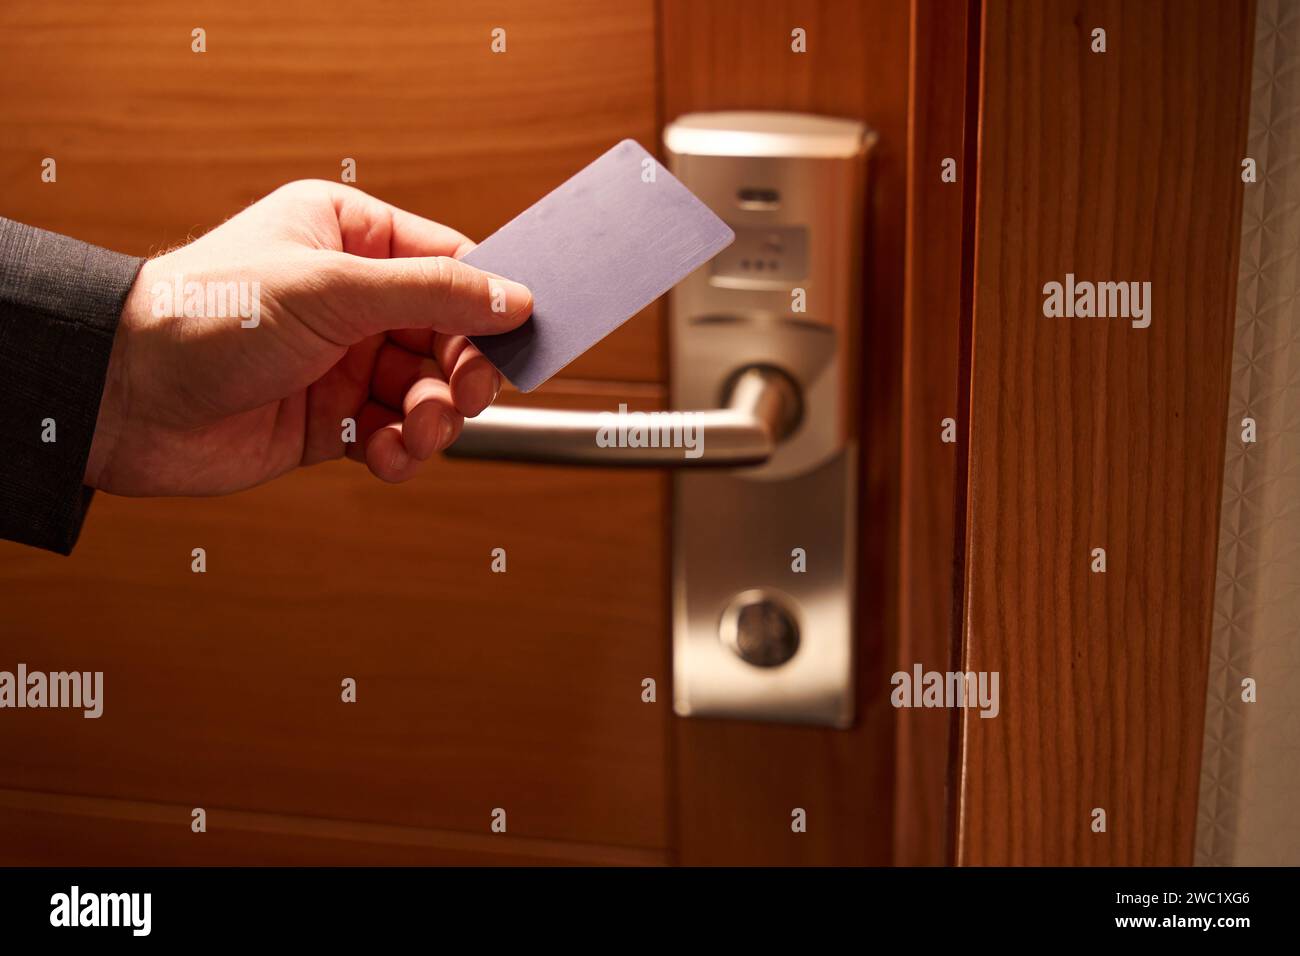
xmin=445 ymin=365 xmax=801 ymax=467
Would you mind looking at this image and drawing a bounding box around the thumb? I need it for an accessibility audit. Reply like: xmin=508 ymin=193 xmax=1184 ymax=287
xmin=324 ymin=253 xmax=533 ymax=340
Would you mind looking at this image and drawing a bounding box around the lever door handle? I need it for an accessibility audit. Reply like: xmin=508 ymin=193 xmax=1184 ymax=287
xmin=445 ymin=365 xmax=801 ymax=467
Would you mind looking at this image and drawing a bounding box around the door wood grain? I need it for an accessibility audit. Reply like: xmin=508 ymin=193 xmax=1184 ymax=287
xmin=0 ymin=0 xmax=678 ymax=866
xmin=0 ymin=385 xmax=672 ymax=855
xmin=955 ymin=0 xmax=1254 ymax=866
xmin=0 ymin=788 xmax=665 ymax=866
xmin=0 ymin=0 xmax=662 ymax=383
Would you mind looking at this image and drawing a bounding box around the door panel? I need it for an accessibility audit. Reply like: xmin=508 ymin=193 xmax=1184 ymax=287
xmin=0 ymin=0 xmax=917 ymax=866
xmin=0 ymin=386 xmax=671 ymax=852
xmin=0 ymin=0 xmax=662 ymax=383
xmin=0 ymin=0 xmax=676 ymax=865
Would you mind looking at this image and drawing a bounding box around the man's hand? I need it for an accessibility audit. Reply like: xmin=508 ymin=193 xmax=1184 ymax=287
xmin=84 ymin=180 xmax=531 ymax=495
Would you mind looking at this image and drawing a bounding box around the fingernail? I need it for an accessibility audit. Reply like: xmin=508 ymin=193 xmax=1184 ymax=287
xmin=491 ymin=374 xmax=502 ymax=403
xmin=437 ymin=415 xmax=455 ymax=451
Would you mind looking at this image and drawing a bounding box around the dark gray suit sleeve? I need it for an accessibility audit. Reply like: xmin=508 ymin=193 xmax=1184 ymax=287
xmin=0 ymin=217 xmax=144 ymax=555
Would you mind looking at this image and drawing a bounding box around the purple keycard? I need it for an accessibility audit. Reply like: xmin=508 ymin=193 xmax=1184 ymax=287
xmin=464 ymin=139 xmax=734 ymax=392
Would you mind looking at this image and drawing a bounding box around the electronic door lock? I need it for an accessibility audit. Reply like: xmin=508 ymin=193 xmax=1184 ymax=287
xmin=447 ymin=112 xmax=874 ymax=728
xmin=667 ymin=112 xmax=872 ymax=728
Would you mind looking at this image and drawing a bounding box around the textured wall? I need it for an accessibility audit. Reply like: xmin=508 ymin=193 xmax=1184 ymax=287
xmin=1197 ymin=0 xmax=1300 ymax=867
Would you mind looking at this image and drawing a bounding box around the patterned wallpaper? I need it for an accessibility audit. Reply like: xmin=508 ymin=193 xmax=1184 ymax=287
xmin=1196 ymin=0 xmax=1300 ymax=867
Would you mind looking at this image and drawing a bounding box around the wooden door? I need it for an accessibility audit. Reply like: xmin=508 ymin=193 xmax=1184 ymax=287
xmin=0 ymin=0 xmax=670 ymax=866
xmin=0 ymin=0 xmax=911 ymax=866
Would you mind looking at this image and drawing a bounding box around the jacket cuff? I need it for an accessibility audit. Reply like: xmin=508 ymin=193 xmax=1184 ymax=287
xmin=0 ymin=218 xmax=144 ymax=554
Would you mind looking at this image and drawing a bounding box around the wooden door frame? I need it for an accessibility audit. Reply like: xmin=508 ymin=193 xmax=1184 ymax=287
xmin=951 ymin=0 xmax=1255 ymax=866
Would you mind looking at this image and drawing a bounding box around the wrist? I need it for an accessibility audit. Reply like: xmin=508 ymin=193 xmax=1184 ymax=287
xmin=85 ymin=258 xmax=151 ymax=489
